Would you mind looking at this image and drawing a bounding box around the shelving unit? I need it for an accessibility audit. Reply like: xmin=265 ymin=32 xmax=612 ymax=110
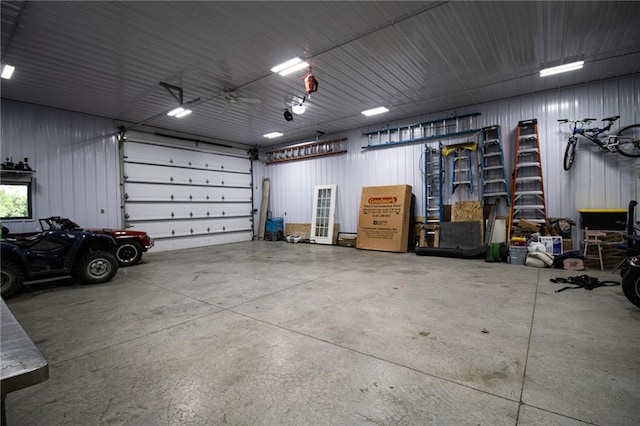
xmin=1 ymin=169 xmax=35 ymax=182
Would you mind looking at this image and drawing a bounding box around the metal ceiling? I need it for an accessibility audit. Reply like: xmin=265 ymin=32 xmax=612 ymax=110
xmin=2 ymin=1 xmax=640 ymax=149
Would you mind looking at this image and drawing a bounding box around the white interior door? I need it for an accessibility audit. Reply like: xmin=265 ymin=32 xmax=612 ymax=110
xmin=310 ymin=184 xmax=337 ymax=244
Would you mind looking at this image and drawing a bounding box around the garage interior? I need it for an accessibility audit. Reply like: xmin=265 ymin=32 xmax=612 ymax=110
xmin=1 ymin=1 xmax=639 ymax=425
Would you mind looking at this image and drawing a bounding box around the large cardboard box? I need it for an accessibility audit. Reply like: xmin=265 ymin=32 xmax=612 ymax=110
xmin=356 ymin=184 xmax=412 ymax=253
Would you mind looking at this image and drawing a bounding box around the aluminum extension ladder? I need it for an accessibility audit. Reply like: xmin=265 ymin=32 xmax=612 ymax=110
xmin=424 ymin=143 xmax=443 ymax=222
xmin=480 ymin=125 xmax=510 ymax=206
xmin=508 ymin=119 xmax=547 ymax=238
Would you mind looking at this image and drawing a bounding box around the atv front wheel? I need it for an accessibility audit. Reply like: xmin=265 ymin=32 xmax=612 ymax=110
xmin=621 ymin=265 xmax=640 ymax=309
xmin=1 ymin=259 xmax=24 ymax=298
xmin=115 ymin=240 xmax=143 ymax=266
xmin=76 ymin=251 xmax=118 ymax=284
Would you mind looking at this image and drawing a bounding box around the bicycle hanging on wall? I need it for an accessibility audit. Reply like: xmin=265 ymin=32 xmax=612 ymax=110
xmin=558 ymin=115 xmax=640 ymax=171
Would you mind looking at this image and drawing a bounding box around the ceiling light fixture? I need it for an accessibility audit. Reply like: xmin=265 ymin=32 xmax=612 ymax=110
xmin=279 ymin=61 xmax=310 ymax=76
xmin=175 ymin=109 xmax=192 ymax=118
xmin=166 ymin=107 xmax=192 ymax=118
xmin=540 ymin=61 xmax=584 ymax=77
xmin=167 ymin=107 xmax=185 ymax=116
xmin=264 ymin=132 xmax=283 ymax=139
xmin=362 ymin=106 xmax=389 ymax=116
xmin=271 ymin=57 xmax=310 ymax=76
xmin=292 ymin=104 xmax=306 ymax=114
xmin=271 ymin=58 xmax=302 ymax=73
xmin=1 ymin=64 xmax=15 ymax=80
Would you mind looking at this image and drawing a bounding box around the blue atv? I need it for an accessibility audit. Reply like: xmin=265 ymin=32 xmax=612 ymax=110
xmin=1 ymin=225 xmax=119 ymax=298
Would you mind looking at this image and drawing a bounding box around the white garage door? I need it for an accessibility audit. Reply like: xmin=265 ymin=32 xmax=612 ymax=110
xmin=121 ymin=131 xmax=253 ymax=252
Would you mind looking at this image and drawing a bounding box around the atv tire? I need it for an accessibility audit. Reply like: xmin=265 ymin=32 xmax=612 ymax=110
xmin=115 ymin=240 xmax=143 ymax=267
xmin=621 ymin=266 xmax=640 ymax=309
xmin=1 ymin=259 xmax=24 ymax=299
xmin=76 ymin=251 xmax=118 ymax=284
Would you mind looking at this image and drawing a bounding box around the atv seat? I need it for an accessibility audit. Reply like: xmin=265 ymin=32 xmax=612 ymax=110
xmin=10 ymin=233 xmax=47 ymax=249
xmin=10 ymin=233 xmax=72 ymax=251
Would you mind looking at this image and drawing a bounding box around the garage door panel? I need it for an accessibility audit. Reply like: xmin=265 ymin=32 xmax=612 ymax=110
xmin=151 ymin=232 xmax=252 ymax=252
xmin=122 ymin=137 xmax=253 ymax=251
xmin=124 ymin=163 xmax=251 ymax=187
xmin=125 ymin=142 xmax=251 ymax=173
xmin=124 ymin=183 xmax=251 ymax=202
xmin=125 ymin=202 xmax=252 ymax=221
xmin=127 ymin=217 xmax=252 ymax=239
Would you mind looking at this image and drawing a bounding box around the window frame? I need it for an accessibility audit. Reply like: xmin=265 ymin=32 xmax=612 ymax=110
xmin=0 ymin=174 xmax=35 ymax=221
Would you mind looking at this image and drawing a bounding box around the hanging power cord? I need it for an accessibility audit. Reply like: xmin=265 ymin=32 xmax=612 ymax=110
xmin=550 ymin=275 xmax=620 ymax=293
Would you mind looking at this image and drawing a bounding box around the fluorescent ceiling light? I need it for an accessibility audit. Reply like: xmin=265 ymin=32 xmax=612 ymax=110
xmin=362 ymin=106 xmax=389 ymax=116
xmin=263 ymin=132 xmax=283 ymax=139
xmin=1 ymin=64 xmax=15 ymax=80
xmin=271 ymin=57 xmax=301 ymax=73
xmin=292 ymin=104 xmax=306 ymax=114
xmin=278 ymin=61 xmax=309 ymax=76
xmin=175 ymin=109 xmax=192 ymax=118
xmin=167 ymin=107 xmax=185 ymax=116
xmin=270 ymin=57 xmax=309 ymax=76
xmin=167 ymin=107 xmax=192 ymax=118
xmin=540 ymin=61 xmax=584 ymax=77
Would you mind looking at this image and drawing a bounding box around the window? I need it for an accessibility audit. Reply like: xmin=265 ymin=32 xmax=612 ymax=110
xmin=0 ymin=182 xmax=33 ymax=219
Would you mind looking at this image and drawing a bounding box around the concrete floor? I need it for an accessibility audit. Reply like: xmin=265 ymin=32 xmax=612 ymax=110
xmin=3 ymin=241 xmax=640 ymax=425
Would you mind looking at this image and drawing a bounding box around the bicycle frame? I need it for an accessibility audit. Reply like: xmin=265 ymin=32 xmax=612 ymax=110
xmin=562 ymin=117 xmax=617 ymax=151
xmin=558 ymin=115 xmax=633 ymax=171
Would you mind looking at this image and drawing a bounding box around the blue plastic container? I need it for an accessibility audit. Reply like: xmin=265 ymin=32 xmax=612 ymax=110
xmin=265 ymin=217 xmax=284 ymax=241
xmin=266 ymin=218 xmax=284 ymax=233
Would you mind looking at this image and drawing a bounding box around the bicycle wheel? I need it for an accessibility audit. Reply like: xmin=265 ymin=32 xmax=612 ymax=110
xmin=563 ymin=137 xmax=577 ymax=171
xmin=616 ymin=124 xmax=640 ymax=157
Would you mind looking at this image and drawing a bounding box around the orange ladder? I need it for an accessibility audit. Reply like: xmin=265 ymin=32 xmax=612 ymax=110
xmin=508 ymin=119 xmax=548 ymax=238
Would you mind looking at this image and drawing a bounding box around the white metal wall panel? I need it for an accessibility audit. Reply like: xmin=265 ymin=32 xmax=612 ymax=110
xmin=255 ymin=74 xmax=640 ymax=237
xmin=1 ymin=99 xmax=119 ymax=234
xmin=123 ymin=132 xmax=252 ymax=252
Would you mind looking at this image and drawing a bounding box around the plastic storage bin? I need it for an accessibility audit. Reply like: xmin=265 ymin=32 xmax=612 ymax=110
xmin=508 ymin=245 xmax=527 ymax=265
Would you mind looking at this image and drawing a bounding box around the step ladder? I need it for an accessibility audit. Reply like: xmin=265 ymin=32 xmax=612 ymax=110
xmin=448 ymin=142 xmax=476 ymax=194
xmin=424 ymin=143 xmax=443 ymax=222
xmin=480 ymin=125 xmax=510 ymax=206
xmin=508 ymin=119 xmax=547 ymax=237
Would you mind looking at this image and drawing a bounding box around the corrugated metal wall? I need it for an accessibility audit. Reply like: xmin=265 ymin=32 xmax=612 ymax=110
xmin=3 ymin=75 xmax=638 ymax=241
xmin=1 ymin=99 xmax=119 ymax=233
xmin=255 ymin=74 xmax=640 ymax=236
